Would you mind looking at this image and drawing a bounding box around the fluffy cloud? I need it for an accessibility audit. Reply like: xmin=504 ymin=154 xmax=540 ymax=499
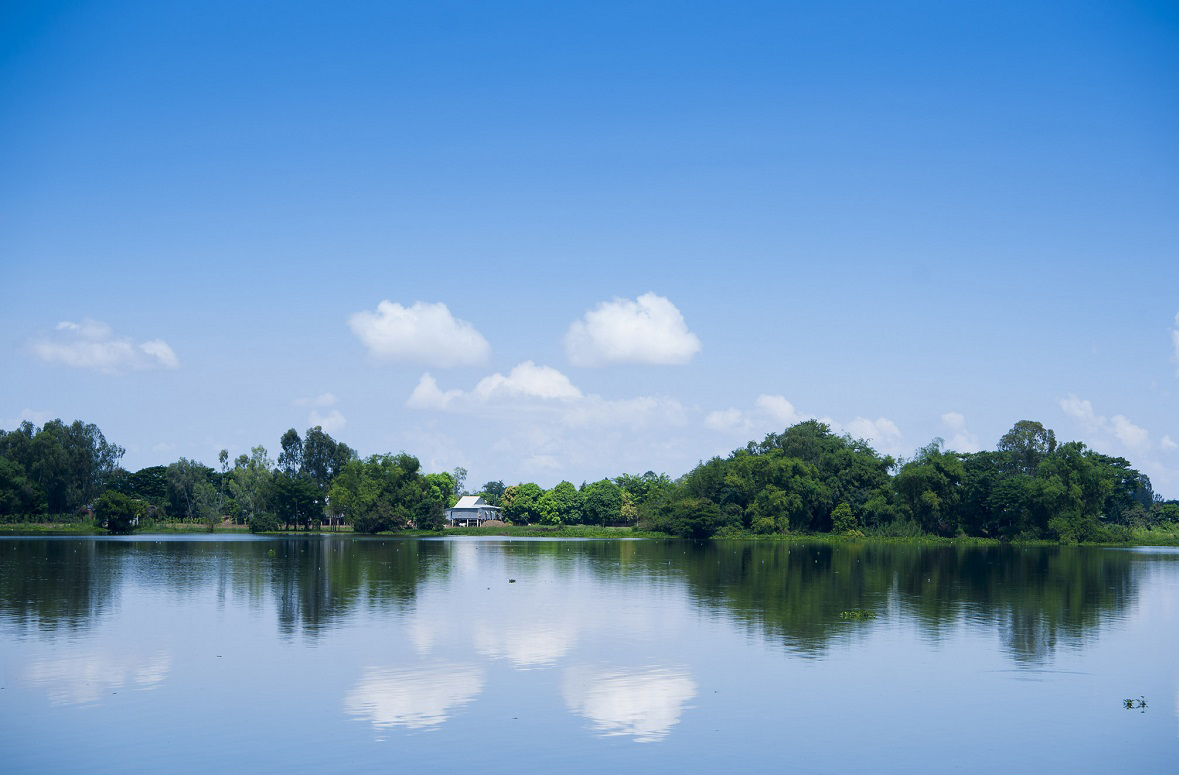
xmin=845 ymin=416 xmax=905 ymax=458
xmin=704 ymin=394 xmax=802 ymax=434
xmin=940 ymin=412 xmax=981 ymax=453
xmin=30 ymin=320 xmax=179 ymax=374
xmin=565 ymin=293 xmax=701 ymax=367
xmin=703 ymin=395 xmax=906 ymax=458
xmin=407 ymin=364 xmax=685 ymax=431
xmin=348 ymin=300 xmax=491 ymax=367
xmin=1059 ymin=394 xmax=1154 ymax=454
xmin=309 ymin=409 xmax=347 ymax=434
xmin=472 ymin=361 xmax=583 ymax=402
xmin=755 ymin=395 xmax=803 ymax=426
xmin=1162 ymin=435 xmax=1178 ymax=452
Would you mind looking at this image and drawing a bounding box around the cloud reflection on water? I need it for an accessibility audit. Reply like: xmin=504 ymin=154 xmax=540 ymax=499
xmin=343 ymin=663 xmax=485 ymax=733
xmin=26 ymin=650 xmax=172 ymax=706
xmin=563 ymin=666 xmax=697 ymax=742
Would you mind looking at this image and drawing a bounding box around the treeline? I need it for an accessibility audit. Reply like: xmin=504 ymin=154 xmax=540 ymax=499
xmin=0 ymin=421 xmax=456 ymax=534
xmin=1 ymin=417 xmax=1176 ymax=540
xmin=649 ymin=420 xmax=1172 ymax=541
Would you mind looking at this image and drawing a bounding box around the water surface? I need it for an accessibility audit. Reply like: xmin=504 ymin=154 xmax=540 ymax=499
xmin=1 ymin=536 xmax=1175 ymax=773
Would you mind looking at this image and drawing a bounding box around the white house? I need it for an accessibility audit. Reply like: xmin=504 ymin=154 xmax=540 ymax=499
xmin=446 ymin=495 xmax=503 ymax=527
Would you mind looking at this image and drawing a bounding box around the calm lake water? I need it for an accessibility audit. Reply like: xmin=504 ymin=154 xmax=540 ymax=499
xmin=1 ymin=536 xmax=1176 ymax=773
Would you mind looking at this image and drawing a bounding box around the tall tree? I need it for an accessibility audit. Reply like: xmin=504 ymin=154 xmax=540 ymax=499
xmin=998 ymin=420 xmax=1057 ymax=475
xmin=278 ymin=429 xmax=303 ymax=476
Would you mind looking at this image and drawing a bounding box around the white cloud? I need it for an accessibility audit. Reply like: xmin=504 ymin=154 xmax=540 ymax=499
xmin=704 ymin=407 xmax=751 ymax=433
xmin=309 ymin=409 xmax=347 ymax=434
xmin=473 ymin=361 xmax=583 ymax=402
xmin=845 ymin=416 xmax=905 ymax=458
xmin=1059 ymin=395 xmax=1156 ymax=454
xmin=702 ymin=394 xmax=906 ymax=458
xmin=2 ymin=408 xmax=54 ymax=429
xmin=294 ymin=393 xmax=337 ymax=408
xmin=138 ymin=339 xmax=179 ymax=369
xmin=563 ymin=396 xmax=688 ymax=429
xmin=407 ymin=365 xmax=686 ymax=433
xmin=30 ymin=319 xmax=179 ymax=374
xmin=1060 ymin=394 xmax=1101 ymax=431
xmin=1058 ymin=396 xmax=1176 ymax=494
xmin=940 ymin=412 xmax=981 ymax=453
xmin=755 ymin=395 xmax=802 ymax=426
xmin=407 ymin=373 xmax=463 ymax=410
xmin=1111 ymin=414 xmax=1150 ymax=453
xmin=565 ymin=293 xmax=701 ymax=367
xmin=705 ymin=394 xmax=805 ymax=435
xmin=348 ymin=300 xmax=491 ymax=367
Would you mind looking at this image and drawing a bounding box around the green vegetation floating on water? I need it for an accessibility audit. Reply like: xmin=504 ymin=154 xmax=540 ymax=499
xmin=2 ymin=416 xmax=1176 ymax=544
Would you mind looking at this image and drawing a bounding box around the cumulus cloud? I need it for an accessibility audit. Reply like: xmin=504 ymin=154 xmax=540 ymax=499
xmin=407 ymin=373 xmax=464 ymax=410
xmin=309 ymin=409 xmax=347 ymax=434
xmin=565 ymin=293 xmax=701 ymax=367
xmin=348 ymin=300 xmax=491 ymax=367
xmin=845 ymin=416 xmax=905 ymax=458
xmin=406 ymin=364 xmax=686 ymax=433
xmin=1162 ymin=435 xmax=1178 ymax=452
xmin=1060 ymin=394 xmax=1101 ymax=432
xmin=30 ymin=319 xmax=179 ymax=374
xmin=472 ymin=361 xmax=583 ymax=402
xmin=940 ymin=412 xmax=981 ymax=453
xmin=1059 ymin=394 xmax=1155 ymax=454
xmin=755 ymin=395 xmax=803 ymax=426
xmin=704 ymin=394 xmax=803 ymax=435
xmin=702 ymin=395 xmax=906 ymax=457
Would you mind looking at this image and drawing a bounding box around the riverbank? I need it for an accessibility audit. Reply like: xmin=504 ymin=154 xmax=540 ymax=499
xmin=3 ymin=520 xmax=1177 ymax=545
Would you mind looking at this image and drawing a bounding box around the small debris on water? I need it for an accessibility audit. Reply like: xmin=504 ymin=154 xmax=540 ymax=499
xmin=508 ymin=579 xmax=516 ymax=583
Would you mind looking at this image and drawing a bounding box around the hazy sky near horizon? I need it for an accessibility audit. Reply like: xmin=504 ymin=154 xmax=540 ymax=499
xmin=3 ymin=1 xmax=1177 ymax=495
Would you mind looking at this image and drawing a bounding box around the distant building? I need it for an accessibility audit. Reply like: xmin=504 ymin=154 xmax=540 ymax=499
xmin=446 ymin=495 xmax=503 ymax=527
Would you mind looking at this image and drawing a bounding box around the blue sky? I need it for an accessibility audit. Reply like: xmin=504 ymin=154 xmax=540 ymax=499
xmin=2 ymin=1 xmax=1177 ymax=495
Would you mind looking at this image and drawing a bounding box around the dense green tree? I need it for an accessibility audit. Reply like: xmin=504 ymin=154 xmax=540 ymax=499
xmin=580 ymin=479 xmax=623 ymax=525
xmin=301 ymin=426 xmax=356 ymax=494
xmin=657 ymin=497 xmax=730 ymax=538
xmin=1 ymin=419 xmax=125 ymax=514
xmin=110 ymin=466 xmax=168 ymax=506
xmin=0 ymin=454 xmax=43 ymax=515
xmin=278 ymin=428 xmax=303 ymax=476
xmin=893 ymin=440 xmax=964 ymax=536
xmin=94 ymin=490 xmax=143 ymax=534
xmin=502 ymin=483 xmax=543 ymax=524
xmin=230 ymin=446 xmax=274 ymax=526
xmin=167 ymin=458 xmax=215 ymax=519
xmin=271 ymin=472 xmax=321 ymax=530
xmin=479 ymin=480 xmax=507 ymax=506
xmin=327 ymin=453 xmax=443 ymax=533
xmin=538 ymin=481 xmax=581 ymax=525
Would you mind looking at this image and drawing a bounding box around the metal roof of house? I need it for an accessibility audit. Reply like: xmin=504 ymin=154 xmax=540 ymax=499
xmin=453 ymin=495 xmax=487 ymax=509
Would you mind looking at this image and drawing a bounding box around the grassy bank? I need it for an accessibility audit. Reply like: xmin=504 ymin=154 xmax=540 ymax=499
xmin=2 ymin=519 xmax=1177 ymax=546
